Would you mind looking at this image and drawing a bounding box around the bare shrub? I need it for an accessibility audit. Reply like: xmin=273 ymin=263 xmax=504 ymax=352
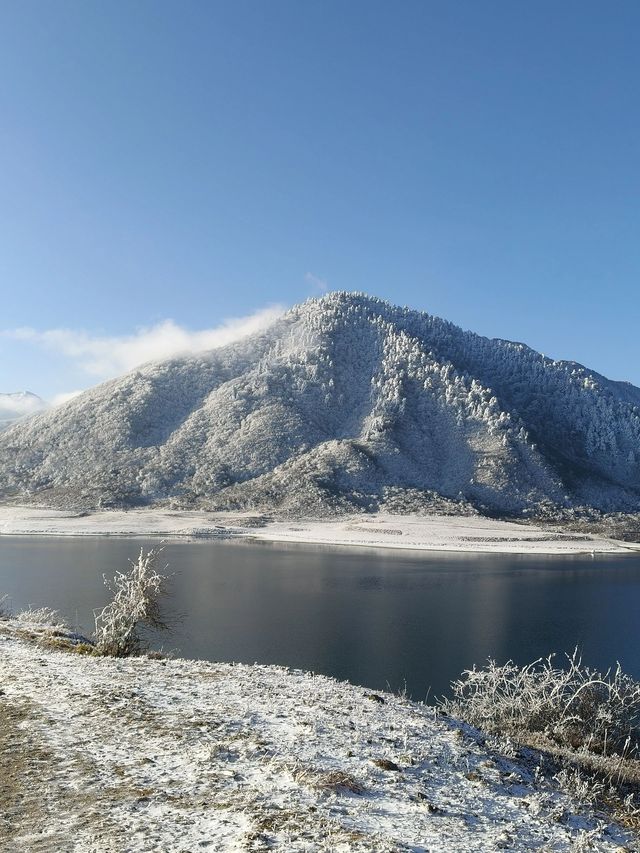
xmin=442 ymin=651 xmax=640 ymax=758
xmin=93 ymin=547 xmax=169 ymax=657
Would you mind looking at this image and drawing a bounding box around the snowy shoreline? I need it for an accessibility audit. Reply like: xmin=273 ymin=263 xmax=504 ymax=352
xmin=0 ymin=619 xmax=636 ymax=852
xmin=0 ymin=505 xmax=638 ymax=555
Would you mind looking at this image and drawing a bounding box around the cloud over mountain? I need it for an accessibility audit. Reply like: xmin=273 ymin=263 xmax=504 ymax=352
xmin=3 ymin=305 xmax=285 ymax=381
xmin=0 ymin=392 xmax=47 ymax=430
xmin=1 ymin=293 xmax=639 ymax=516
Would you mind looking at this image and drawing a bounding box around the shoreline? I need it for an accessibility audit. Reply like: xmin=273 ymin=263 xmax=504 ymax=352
xmin=0 ymin=505 xmax=637 ymax=555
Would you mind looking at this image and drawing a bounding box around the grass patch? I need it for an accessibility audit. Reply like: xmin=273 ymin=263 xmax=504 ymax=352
xmin=15 ymin=607 xmax=63 ymax=628
xmin=292 ymin=765 xmax=366 ymax=795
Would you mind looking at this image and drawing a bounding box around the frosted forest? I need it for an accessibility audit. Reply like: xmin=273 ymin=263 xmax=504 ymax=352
xmin=1 ymin=292 xmax=639 ymax=518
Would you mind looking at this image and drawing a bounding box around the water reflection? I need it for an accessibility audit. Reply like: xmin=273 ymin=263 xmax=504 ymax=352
xmin=1 ymin=537 xmax=639 ymax=698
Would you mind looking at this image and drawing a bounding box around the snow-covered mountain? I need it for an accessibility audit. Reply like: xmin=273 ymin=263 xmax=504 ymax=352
xmin=1 ymin=293 xmax=639 ymax=515
xmin=0 ymin=392 xmax=47 ymax=431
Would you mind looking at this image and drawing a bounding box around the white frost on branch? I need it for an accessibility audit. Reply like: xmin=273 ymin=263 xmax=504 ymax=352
xmin=93 ymin=548 xmax=169 ymax=657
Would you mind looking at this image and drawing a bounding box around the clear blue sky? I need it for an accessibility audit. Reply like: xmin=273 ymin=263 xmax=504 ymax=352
xmin=1 ymin=0 xmax=639 ymax=400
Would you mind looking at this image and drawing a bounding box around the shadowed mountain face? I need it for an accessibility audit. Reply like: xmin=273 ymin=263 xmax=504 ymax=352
xmin=1 ymin=293 xmax=639 ymax=516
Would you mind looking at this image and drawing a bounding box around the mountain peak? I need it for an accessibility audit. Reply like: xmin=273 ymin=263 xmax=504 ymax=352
xmin=0 ymin=296 xmax=638 ymax=515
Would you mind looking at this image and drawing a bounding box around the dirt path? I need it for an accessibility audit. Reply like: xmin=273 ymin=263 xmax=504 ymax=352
xmin=0 ymin=648 xmax=122 ymax=852
xmin=0 ymin=692 xmax=52 ymax=852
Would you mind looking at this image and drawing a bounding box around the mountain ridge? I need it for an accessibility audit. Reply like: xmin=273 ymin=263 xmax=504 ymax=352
xmin=1 ymin=292 xmax=639 ymax=516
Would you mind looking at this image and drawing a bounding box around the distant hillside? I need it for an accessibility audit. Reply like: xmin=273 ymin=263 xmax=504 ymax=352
xmin=0 ymin=392 xmax=47 ymax=431
xmin=1 ymin=293 xmax=639 ymax=516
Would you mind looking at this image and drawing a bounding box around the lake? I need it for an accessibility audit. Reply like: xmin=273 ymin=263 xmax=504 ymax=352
xmin=1 ymin=536 xmax=639 ymax=700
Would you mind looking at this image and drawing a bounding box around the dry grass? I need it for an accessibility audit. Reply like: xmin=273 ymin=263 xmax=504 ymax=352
xmin=292 ymin=764 xmax=366 ymax=795
xmin=0 ymin=697 xmax=53 ymax=847
xmin=315 ymin=770 xmax=366 ymax=794
xmin=39 ymin=635 xmax=99 ymax=655
xmin=15 ymin=606 xmax=63 ymax=628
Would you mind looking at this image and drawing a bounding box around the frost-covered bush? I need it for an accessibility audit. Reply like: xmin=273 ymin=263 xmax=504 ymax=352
xmin=15 ymin=606 xmax=62 ymax=627
xmin=94 ymin=548 xmax=168 ymax=657
xmin=442 ymin=651 xmax=640 ymax=758
xmin=0 ymin=594 xmax=9 ymax=619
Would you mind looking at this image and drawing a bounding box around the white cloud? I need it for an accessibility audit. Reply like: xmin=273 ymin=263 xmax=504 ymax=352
xmin=305 ymin=272 xmax=328 ymax=293
xmin=4 ymin=305 xmax=285 ymax=381
xmin=0 ymin=392 xmax=47 ymax=419
xmin=50 ymin=390 xmax=84 ymax=407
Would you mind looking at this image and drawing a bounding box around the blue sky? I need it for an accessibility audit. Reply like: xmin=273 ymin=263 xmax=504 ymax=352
xmin=1 ymin=0 xmax=639 ymax=400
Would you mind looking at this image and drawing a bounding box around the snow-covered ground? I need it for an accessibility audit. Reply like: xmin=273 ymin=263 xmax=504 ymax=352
xmin=0 ymin=620 xmax=636 ymax=852
xmin=0 ymin=505 xmax=636 ymax=555
xmin=249 ymin=514 xmax=634 ymax=555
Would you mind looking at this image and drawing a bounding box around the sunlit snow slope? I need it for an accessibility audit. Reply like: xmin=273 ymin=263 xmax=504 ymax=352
xmin=1 ymin=293 xmax=639 ymax=515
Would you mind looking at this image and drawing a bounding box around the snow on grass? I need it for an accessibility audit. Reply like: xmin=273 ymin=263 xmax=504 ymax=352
xmin=0 ymin=506 xmax=635 ymax=555
xmin=0 ymin=622 xmax=636 ymax=851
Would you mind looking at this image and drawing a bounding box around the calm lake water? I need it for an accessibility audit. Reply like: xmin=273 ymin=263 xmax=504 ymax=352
xmin=1 ymin=536 xmax=640 ymax=699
